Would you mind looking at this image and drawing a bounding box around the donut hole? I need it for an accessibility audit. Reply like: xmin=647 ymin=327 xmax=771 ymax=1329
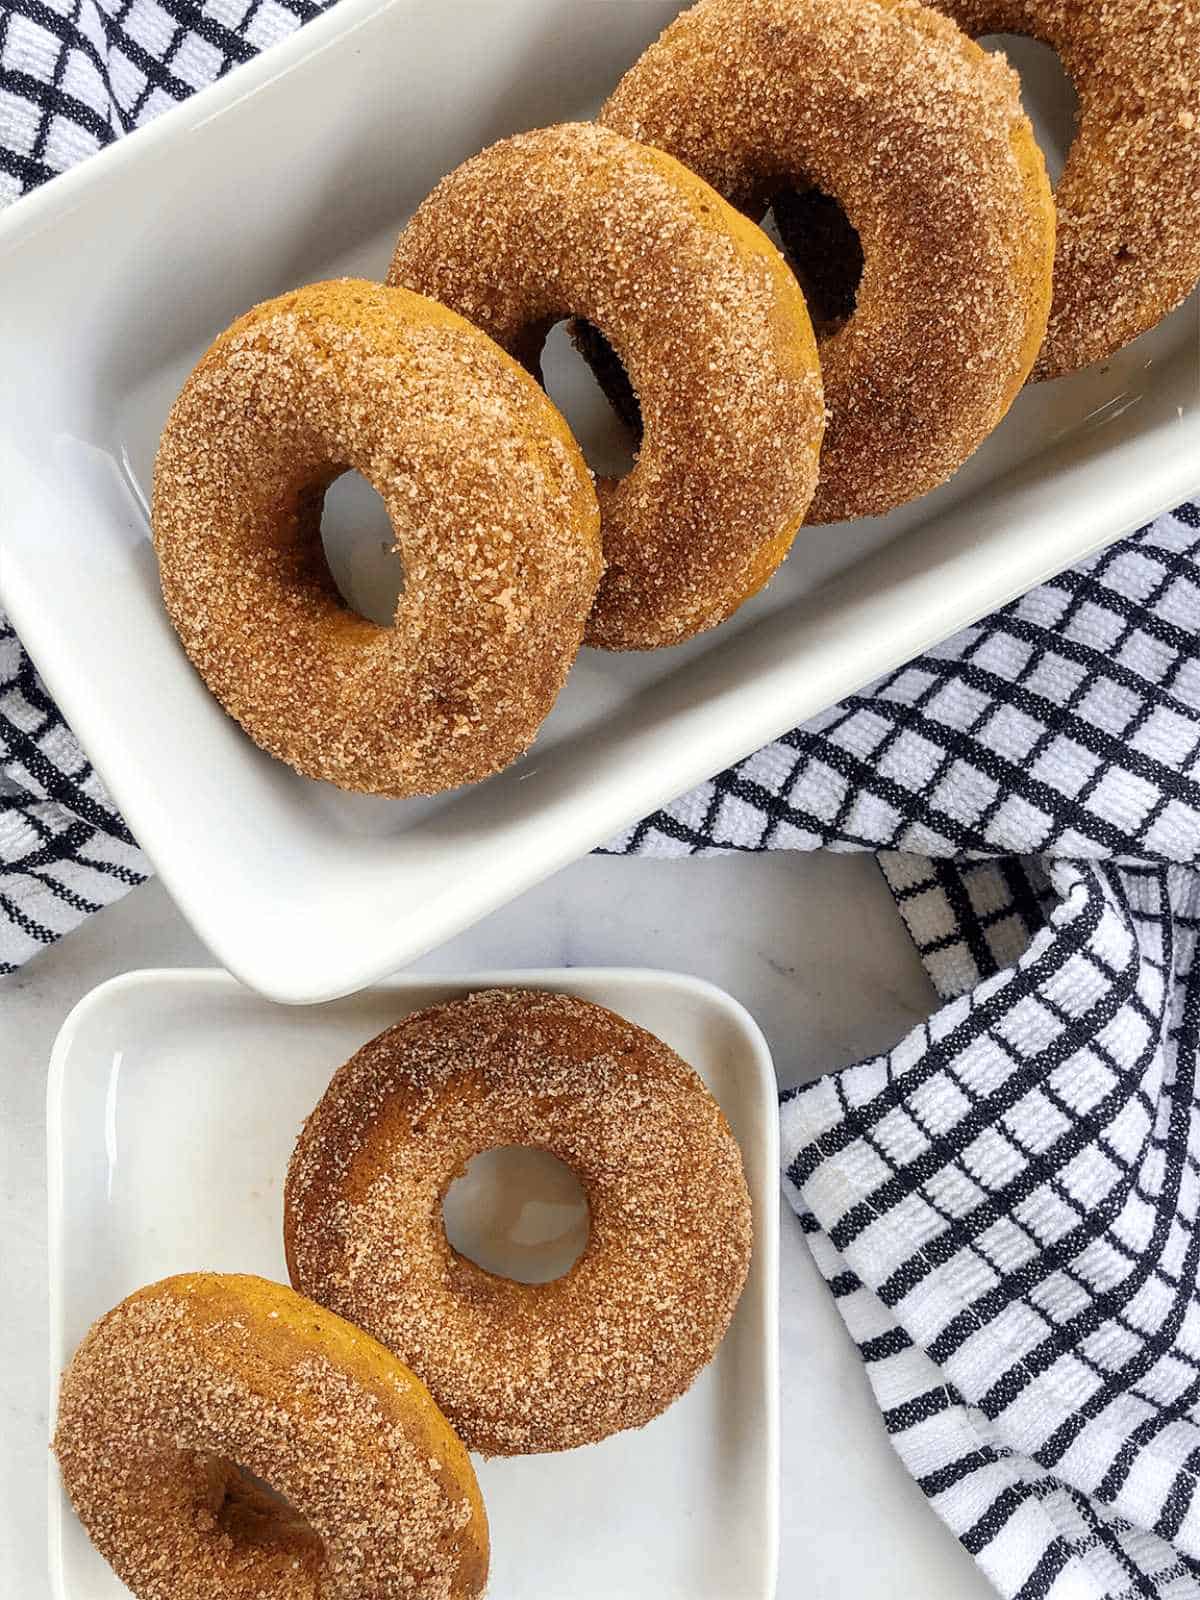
xmin=319 ymin=469 xmax=404 ymax=626
xmin=443 ymin=1145 xmax=590 ymax=1284
xmin=201 ymin=1453 xmax=325 ymax=1563
xmin=765 ymin=185 xmax=863 ymax=339
xmin=540 ymin=318 xmax=641 ymax=480
xmin=978 ymin=34 xmax=1079 ymax=186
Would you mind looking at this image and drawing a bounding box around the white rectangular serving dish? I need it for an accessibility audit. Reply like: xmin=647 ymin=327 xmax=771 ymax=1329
xmin=46 ymin=966 xmax=780 ymax=1600
xmin=2 ymin=0 xmax=1197 ymax=1003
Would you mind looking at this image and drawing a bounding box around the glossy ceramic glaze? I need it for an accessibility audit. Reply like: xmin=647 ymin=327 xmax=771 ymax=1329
xmin=46 ymin=966 xmax=780 ymax=1600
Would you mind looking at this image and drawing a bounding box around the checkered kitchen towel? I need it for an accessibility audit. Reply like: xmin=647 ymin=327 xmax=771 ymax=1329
xmin=4 ymin=6 xmax=1200 ymax=1598
xmin=611 ymin=509 xmax=1200 ymax=1599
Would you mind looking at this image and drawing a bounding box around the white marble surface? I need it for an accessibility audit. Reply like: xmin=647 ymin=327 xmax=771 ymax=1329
xmin=0 ymin=852 xmax=993 ymax=1598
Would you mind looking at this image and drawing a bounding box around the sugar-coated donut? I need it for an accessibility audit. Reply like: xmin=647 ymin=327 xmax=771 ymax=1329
xmin=601 ymin=0 xmax=1056 ymax=523
xmin=284 ymin=990 xmax=754 ymax=1455
xmin=932 ymin=0 xmax=1200 ymax=379
xmin=389 ymin=122 xmax=824 ymax=650
xmin=153 ymin=279 xmax=601 ymax=794
xmin=53 ymin=1273 xmax=488 ymax=1600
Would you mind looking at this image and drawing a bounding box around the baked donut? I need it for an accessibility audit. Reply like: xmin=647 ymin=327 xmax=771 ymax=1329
xmin=284 ymin=990 xmax=754 ymax=1454
xmin=388 ymin=122 xmax=824 ymax=650
xmin=153 ymin=279 xmax=601 ymax=794
xmin=600 ymin=0 xmax=1056 ymax=523
xmin=931 ymin=0 xmax=1200 ymax=378
xmin=53 ymin=1273 xmax=488 ymax=1600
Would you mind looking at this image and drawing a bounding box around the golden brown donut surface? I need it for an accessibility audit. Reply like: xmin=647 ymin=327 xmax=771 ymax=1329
xmin=53 ymin=1273 xmax=488 ymax=1600
xmin=389 ymin=122 xmax=824 ymax=650
xmin=601 ymin=0 xmax=1056 ymax=523
xmin=284 ymin=990 xmax=754 ymax=1455
xmin=931 ymin=0 xmax=1200 ymax=379
xmin=152 ymin=279 xmax=601 ymax=794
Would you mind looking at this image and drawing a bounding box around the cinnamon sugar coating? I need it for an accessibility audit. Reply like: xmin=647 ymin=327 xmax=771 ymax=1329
xmin=933 ymin=0 xmax=1200 ymax=379
xmin=53 ymin=1273 xmax=489 ymax=1600
xmin=602 ymin=0 xmax=1056 ymax=522
xmin=389 ymin=122 xmax=823 ymax=650
xmin=152 ymin=279 xmax=601 ymax=794
xmin=284 ymin=990 xmax=754 ymax=1455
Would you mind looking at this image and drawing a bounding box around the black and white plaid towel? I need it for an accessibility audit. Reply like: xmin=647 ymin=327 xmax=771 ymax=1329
xmin=611 ymin=509 xmax=1200 ymax=1599
xmin=4 ymin=6 xmax=1200 ymax=1597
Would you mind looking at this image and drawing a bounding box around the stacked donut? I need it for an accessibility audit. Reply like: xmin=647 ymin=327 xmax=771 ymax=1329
xmin=153 ymin=0 xmax=1199 ymax=799
xmin=53 ymin=992 xmax=755 ymax=1599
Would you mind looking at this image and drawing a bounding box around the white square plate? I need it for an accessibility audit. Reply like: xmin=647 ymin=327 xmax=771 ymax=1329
xmin=46 ymin=966 xmax=781 ymax=1600
xmin=2 ymin=0 xmax=1197 ymax=1003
